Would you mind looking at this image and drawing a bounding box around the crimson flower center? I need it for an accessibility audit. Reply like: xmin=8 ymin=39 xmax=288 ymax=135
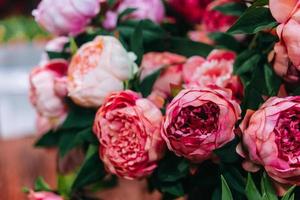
xmin=171 ymin=102 xmax=220 ymax=136
xmin=274 ymin=108 xmax=300 ymax=166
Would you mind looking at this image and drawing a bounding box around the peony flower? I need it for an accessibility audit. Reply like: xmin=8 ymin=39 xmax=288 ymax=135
xmin=103 ymin=0 xmax=165 ymax=30
xmin=183 ymin=50 xmax=243 ymax=102
xmin=202 ymin=0 xmax=238 ymax=32
xmin=168 ymin=0 xmax=212 ymax=23
xmin=29 ymin=59 xmax=68 ymax=134
xmin=45 ymin=37 xmax=69 ymax=53
xmin=93 ymin=90 xmax=164 ymax=179
xmin=140 ymin=52 xmax=186 ymax=104
xmin=237 ymin=96 xmax=300 ymax=191
xmin=32 ymin=0 xmax=100 ymax=36
xmin=28 ymin=191 xmax=63 ymax=200
xmin=162 ymin=87 xmax=241 ymax=163
xmin=269 ymin=0 xmax=300 ymax=83
xmin=67 ymin=36 xmax=136 ymax=107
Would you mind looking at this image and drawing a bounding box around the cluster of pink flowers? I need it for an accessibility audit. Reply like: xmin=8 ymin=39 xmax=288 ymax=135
xmin=28 ymin=0 xmax=300 ymax=196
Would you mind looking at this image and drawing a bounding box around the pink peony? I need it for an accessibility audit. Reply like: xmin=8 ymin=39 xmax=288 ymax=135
xmin=237 ymin=96 xmax=300 ymax=190
xmin=29 ymin=59 xmax=68 ymax=134
xmin=103 ymin=0 xmax=165 ymax=29
xmin=33 ymin=0 xmax=100 ymax=36
xmin=269 ymin=0 xmax=300 ymax=83
xmin=67 ymin=36 xmax=136 ymax=107
xmin=162 ymin=87 xmax=241 ymax=163
xmin=202 ymin=0 xmax=238 ymax=32
xmin=168 ymin=0 xmax=212 ymax=23
xmin=140 ymin=52 xmax=186 ymax=102
xmin=183 ymin=50 xmax=243 ymax=102
xmin=28 ymin=191 xmax=63 ymax=200
xmin=45 ymin=37 xmax=69 ymax=53
xmin=93 ymin=90 xmax=164 ymax=179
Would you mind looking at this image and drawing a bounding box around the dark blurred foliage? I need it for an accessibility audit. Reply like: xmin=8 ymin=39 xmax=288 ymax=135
xmin=0 ymin=0 xmax=39 ymax=18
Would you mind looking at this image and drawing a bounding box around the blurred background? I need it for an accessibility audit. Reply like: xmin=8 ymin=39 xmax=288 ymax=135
xmin=0 ymin=0 xmax=49 ymax=139
xmin=0 ymin=1 xmax=57 ymax=199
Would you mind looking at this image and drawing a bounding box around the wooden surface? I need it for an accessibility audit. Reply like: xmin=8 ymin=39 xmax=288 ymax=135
xmin=0 ymin=136 xmax=165 ymax=200
xmin=0 ymin=136 xmax=57 ymax=200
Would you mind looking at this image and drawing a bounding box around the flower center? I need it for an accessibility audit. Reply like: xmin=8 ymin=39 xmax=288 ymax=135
xmin=172 ymin=101 xmax=220 ymax=136
xmin=274 ymin=107 xmax=300 ymax=166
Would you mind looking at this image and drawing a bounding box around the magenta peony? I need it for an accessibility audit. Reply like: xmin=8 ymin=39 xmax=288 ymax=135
xmin=269 ymin=0 xmax=300 ymax=83
xmin=93 ymin=90 xmax=164 ymax=179
xmin=29 ymin=59 xmax=68 ymax=134
xmin=183 ymin=50 xmax=243 ymax=102
xmin=168 ymin=0 xmax=212 ymax=23
xmin=202 ymin=0 xmax=238 ymax=32
xmin=33 ymin=0 xmax=100 ymax=36
xmin=103 ymin=0 xmax=165 ymax=30
xmin=67 ymin=36 xmax=136 ymax=107
xmin=238 ymin=96 xmax=300 ymax=188
xmin=162 ymin=87 xmax=241 ymax=163
xmin=140 ymin=52 xmax=186 ymax=106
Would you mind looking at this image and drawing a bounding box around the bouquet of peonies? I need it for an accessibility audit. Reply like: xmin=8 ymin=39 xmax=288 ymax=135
xmin=26 ymin=0 xmax=300 ymax=199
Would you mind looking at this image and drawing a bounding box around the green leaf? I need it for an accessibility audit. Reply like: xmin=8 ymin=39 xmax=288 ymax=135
xmin=264 ymin=64 xmax=282 ymax=96
xmin=57 ymin=173 xmax=76 ymax=197
xmin=221 ymin=175 xmax=233 ymax=200
xmin=163 ymin=37 xmax=213 ymax=57
xmin=281 ymin=185 xmax=296 ymax=200
xmin=35 ymin=130 xmax=61 ymax=147
xmin=118 ymin=19 xmax=165 ymax=44
xmin=241 ymin=86 xmax=264 ymax=111
xmin=69 ymin=37 xmax=78 ymax=55
xmin=157 ymin=158 xmax=189 ymax=182
xmin=34 ymin=177 xmax=51 ymax=192
xmin=46 ymin=51 xmax=70 ymax=60
xmin=209 ymin=32 xmax=241 ymax=52
xmin=107 ymin=0 xmax=117 ymax=7
xmin=61 ymin=103 xmax=96 ymax=130
xmin=227 ymin=7 xmax=277 ymax=34
xmin=221 ymin=165 xmax=246 ymax=194
xmin=260 ymin=173 xmax=278 ymax=200
xmin=22 ymin=187 xmax=30 ymax=193
xmin=59 ymin=128 xmax=99 ymax=157
xmin=245 ymin=173 xmax=262 ymax=200
xmin=161 ymin=182 xmax=185 ymax=197
xmin=214 ymin=2 xmax=247 ymax=16
xmin=118 ymin=8 xmax=137 ymax=22
xmin=72 ymin=145 xmax=106 ymax=190
xmin=252 ymin=0 xmax=269 ymax=7
xmin=130 ymin=21 xmax=144 ymax=65
xmin=140 ymin=68 xmax=162 ymax=97
xmin=214 ymin=137 xmax=241 ymax=164
xmin=235 ymin=54 xmax=260 ymax=75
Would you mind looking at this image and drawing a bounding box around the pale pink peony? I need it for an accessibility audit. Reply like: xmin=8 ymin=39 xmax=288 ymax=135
xmin=67 ymin=36 xmax=136 ymax=107
xmin=103 ymin=0 xmax=165 ymax=29
xmin=140 ymin=52 xmax=186 ymax=101
xmin=162 ymin=87 xmax=241 ymax=163
xmin=269 ymin=0 xmax=300 ymax=83
xmin=33 ymin=0 xmax=100 ymax=36
xmin=45 ymin=37 xmax=69 ymax=53
xmin=183 ymin=50 xmax=243 ymax=102
xmin=168 ymin=0 xmax=212 ymax=23
xmin=237 ymin=96 xmax=300 ymax=190
xmin=28 ymin=191 xmax=63 ymax=200
xmin=202 ymin=0 xmax=238 ymax=32
xmin=93 ymin=90 xmax=164 ymax=179
xmin=29 ymin=59 xmax=68 ymax=134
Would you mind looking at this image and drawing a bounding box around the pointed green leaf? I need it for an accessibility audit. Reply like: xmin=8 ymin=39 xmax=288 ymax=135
xmin=245 ymin=173 xmax=262 ymax=200
xmin=260 ymin=173 xmax=278 ymax=200
xmin=281 ymin=185 xmax=296 ymax=200
xmin=34 ymin=177 xmax=51 ymax=192
xmin=227 ymin=7 xmax=277 ymax=34
xmin=140 ymin=68 xmax=162 ymax=97
xmin=130 ymin=20 xmax=144 ymax=65
xmin=221 ymin=175 xmax=233 ymax=200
